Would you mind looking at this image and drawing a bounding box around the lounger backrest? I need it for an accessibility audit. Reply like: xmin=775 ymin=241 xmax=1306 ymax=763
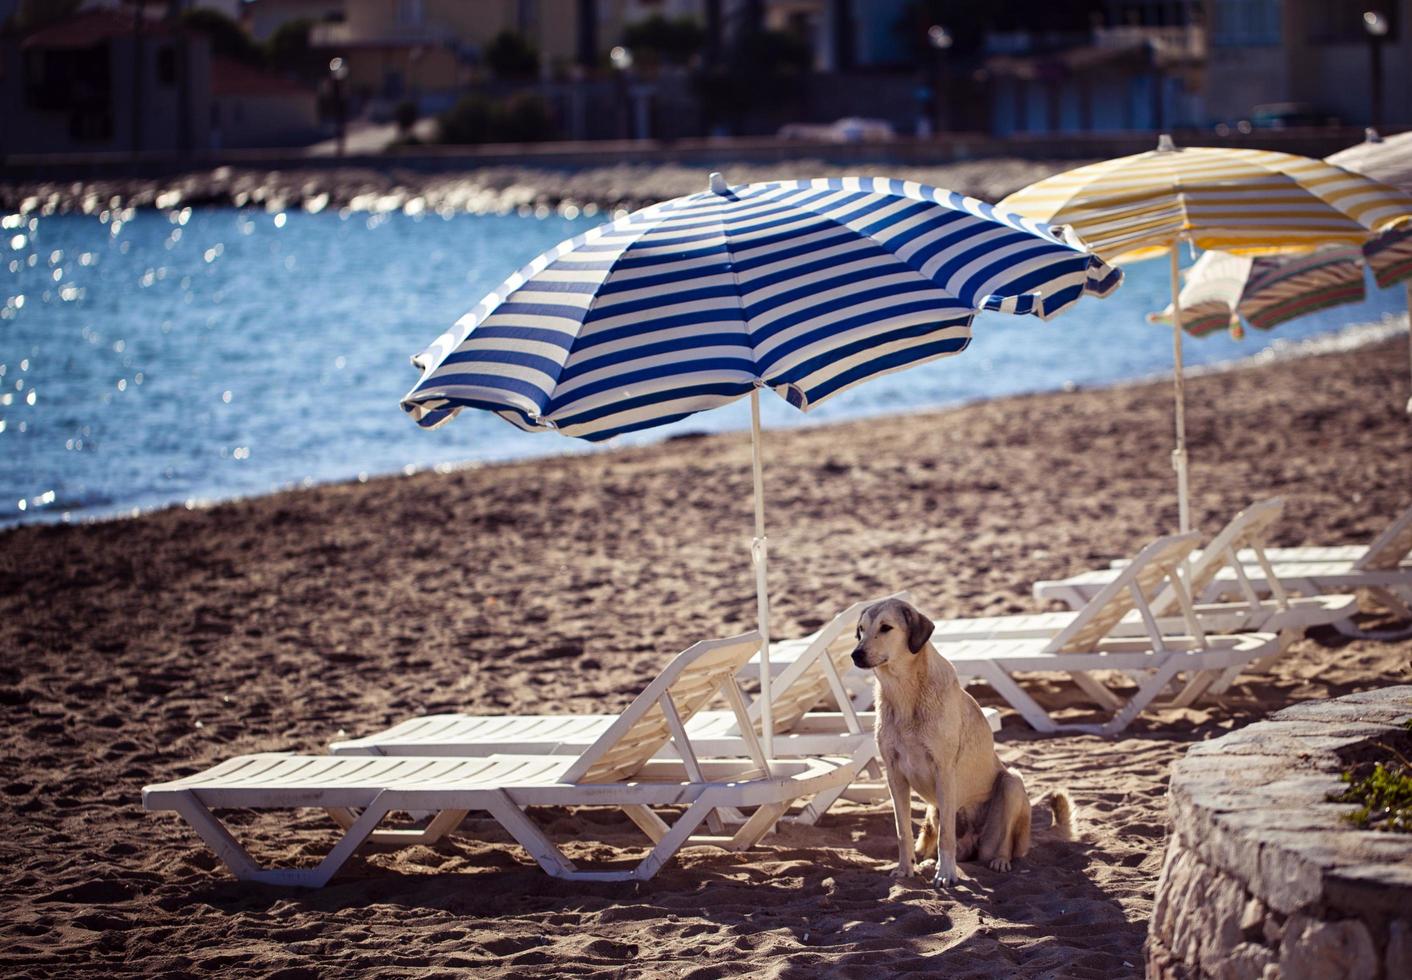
xmin=1354 ymin=503 xmax=1412 ymax=571
xmin=563 ymin=631 xmax=762 ymax=784
xmin=1048 ymin=532 xmax=1203 ymax=654
xmin=748 ymin=591 xmax=913 ymax=734
xmin=1154 ymin=497 xmax=1286 ymax=613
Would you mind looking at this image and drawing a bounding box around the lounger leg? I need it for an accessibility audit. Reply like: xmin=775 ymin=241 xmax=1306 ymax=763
xmin=1164 ymin=670 xmax=1219 ymax=709
xmin=1092 ymin=660 xmax=1183 ymax=736
xmin=724 ymin=802 xmax=787 ymax=851
xmin=970 ymin=667 xmax=1059 ymax=733
xmin=791 ymin=740 xmax=878 ymax=826
xmin=172 ymin=792 xmax=392 ymax=888
xmin=1069 ymin=671 xmax=1123 ymax=710
xmin=483 ymin=792 xmax=581 ymax=878
xmin=487 ymin=793 xmax=720 ymax=882
xmin=620 ymin=804 xmax=669 ymax=843
xmin=327 ymin=806 xmax=469 ymax=846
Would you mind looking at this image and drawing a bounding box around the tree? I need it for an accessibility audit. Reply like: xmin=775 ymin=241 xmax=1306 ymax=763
xmin=265 ymin=18 xmax=321 ymax=79
xmin=438 ymin=92 xmax=556 ymax=144
xmin=2 ymin=0 xmax=84 ymax=35
xmin=694 ymin=27 xmax=811 ymax=131
xmin=622 ymin=15 xmax=705 ymax=66
xmin=484 ymin=30 xmax=539 ymax=78
xmin=181 ymin=7 xmax=264 ymax=65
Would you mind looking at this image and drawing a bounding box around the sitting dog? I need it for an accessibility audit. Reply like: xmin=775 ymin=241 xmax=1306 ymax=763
xmin=851 ymin=597 xmax=1072 ymax=887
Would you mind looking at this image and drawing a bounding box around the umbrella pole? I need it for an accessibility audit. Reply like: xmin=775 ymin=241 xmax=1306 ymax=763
xmin=749 ymin=388 xmax=774 ymax=761
xmin=1405 ymin=280 xmax=1412 ymax=416
xmin=1170 ymin=246 xmax=1191 ymax=533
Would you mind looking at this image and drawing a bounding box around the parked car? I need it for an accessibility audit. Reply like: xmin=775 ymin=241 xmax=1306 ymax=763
xmin=1247 ymin=103 xmax=1340 ymax=129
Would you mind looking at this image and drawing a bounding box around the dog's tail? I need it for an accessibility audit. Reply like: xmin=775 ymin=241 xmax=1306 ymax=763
xmin=1037 ymin=789 xmax=1075 ymax=841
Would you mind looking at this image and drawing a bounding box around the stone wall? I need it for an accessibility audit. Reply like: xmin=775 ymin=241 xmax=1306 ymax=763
xmin=1147 ymin=687 xmax=1412 ymax=980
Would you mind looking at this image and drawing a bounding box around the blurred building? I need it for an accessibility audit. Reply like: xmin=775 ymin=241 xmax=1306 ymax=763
xmin=984 ymin=1 xmax=1205 ymax=135
xmin=243 ymin=0 xmax=346 ymax=41
xmin=0 ymin=7 xmax=212 ymax=154
xmin=1204 ymin=0 xmax=1410 ymax=127
xmin=210 ymin=55 xmax=318 ymax=147
xmin=0 ymin=5 xmax=319 ymax=155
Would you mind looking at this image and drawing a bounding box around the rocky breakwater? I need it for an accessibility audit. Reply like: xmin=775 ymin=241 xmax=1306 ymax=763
xmin=1147 ymin=686 xmax=1412 ymax=980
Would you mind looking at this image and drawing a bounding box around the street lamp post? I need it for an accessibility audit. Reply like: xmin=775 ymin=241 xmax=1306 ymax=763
xmin=610 ymin=45 xmax=634 ymax=140
xmin=927 ymin=25 xmax=953 ymax=137
xmin=329 ymin=56 xmax=350 ymax=157
xmin=1364 ymin=10 xmax=1389 ymax=129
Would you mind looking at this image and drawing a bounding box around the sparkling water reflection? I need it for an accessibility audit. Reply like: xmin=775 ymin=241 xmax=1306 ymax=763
xmin=2 ymin=208 xmax=1405 ymax=525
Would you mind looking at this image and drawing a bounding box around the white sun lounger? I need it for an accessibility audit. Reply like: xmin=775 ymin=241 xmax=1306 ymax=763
xmin=935 ymin=532 xmax=1279 ymax=734
xmin=329 ymin=596 xmax=1000 ymax=823
xmin=1226 ymin=503 xmax=1412 ymax=572
xmin=1033 ymin=499 xmax=1360 ymax=642
xmin=142 ymin=631 xmax=857 ymax=886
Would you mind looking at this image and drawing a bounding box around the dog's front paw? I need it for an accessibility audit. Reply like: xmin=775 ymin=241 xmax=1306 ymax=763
xmin=931 ymin=855 xmax=958 ymax=889
xmin=889 ymin=864 xmax=915 ymax=880
xmin=988 ymin=857 xmax=1012 ymax=872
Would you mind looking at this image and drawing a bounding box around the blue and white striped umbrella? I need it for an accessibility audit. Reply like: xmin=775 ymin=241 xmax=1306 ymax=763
xmin=400 ymin=174 xmax=1123 ymax=755
xmin=402 ymin=175 xmax=1122 ymax=439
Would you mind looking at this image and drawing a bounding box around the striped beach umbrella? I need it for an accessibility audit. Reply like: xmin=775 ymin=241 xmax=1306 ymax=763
xmin=1001 ymin=135 xmax=1412 ymax=531
xmin=1328 ymin=130 xmax=1412 ymax=413
xmin=1151 ymin=130 xmax=1412 ymax=414
xmin=403 ymin=173 xmax=1123 ymax=755
xmin=1149 ymin=247 xmax=1367 ymax=339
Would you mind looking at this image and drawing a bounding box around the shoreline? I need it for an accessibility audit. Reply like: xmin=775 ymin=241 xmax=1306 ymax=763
xmin=1 ymin=157 xmax=1085 ymax=219
xmin=5 ymin=311 xmax=1406 ymax=534
xmin=2 ymin=334 xmax=1409 ymax=976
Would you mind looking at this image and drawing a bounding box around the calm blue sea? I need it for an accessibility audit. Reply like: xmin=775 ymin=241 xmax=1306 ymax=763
xmin=2 ymin=207 xmax=1405 ymax=527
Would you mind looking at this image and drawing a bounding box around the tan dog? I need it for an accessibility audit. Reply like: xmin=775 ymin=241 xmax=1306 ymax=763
xmin=851 ymin=598 xmax=1072 ymax=887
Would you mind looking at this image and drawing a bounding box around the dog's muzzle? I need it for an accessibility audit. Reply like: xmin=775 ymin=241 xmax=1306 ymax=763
xmin=850 ymin=646 xmax=869 ymax=668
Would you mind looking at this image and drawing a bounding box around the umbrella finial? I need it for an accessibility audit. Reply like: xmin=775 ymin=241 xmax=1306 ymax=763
xmin=1156 ymin=133 xmax=1178 ymax=153
xmin=708 ymin=172 xmax=728 ymax=194
xmin=1365 ymin=127 xmax=1384 ymax=143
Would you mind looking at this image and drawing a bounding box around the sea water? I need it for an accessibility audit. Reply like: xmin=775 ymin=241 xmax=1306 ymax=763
xmin=1 ymin=207 xmax=1405 ymax=526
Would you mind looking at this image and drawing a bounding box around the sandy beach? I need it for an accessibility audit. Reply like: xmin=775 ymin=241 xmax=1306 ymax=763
xmin=2 ymin=334 xmax=1410 ymax=978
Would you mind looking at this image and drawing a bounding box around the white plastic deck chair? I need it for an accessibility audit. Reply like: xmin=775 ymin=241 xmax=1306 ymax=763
xmin=142 ymin=632 xmax=856 ymax=886
xmin=1231 ymin=503 xmax=1412 ymax=571
xmin=935 ymin=533 xmax=1279 ymax=734
xmin=1226 ymin=504 xmax=1412 ymax=631
xmin=927 ymin=500 xmax=1354 ymax=648
xmin=330 ymin=595 xmax=1000 ymax=824
xmin=1036 ymin=499 xmax=1409 ymax=636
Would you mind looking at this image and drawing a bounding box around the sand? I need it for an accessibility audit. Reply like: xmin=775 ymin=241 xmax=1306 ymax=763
xmin=2 ymin=336 xmax=1410 ymax=978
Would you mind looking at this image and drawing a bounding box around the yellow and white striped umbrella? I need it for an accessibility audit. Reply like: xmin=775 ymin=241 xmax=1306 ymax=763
xmin=1001 ymin=135 xmax=1412 ymax=532
xmin=1000 ymin=134 xmax=1412 ymax=265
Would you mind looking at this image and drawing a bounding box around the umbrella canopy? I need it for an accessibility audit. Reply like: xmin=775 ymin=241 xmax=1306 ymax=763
xmin=1150 ymin=130 xmax=1412 ymax=411
xmin=403 ymin=174 xmax=1123 ymax=755
xmin=1328 ymin=129 xmax=1412 ymax=199
xmin=1329 ymin=130 xmax=1412 ymax=413
xmin=1150 ymin=247 xmax=1366 ymax=339
xmin=405 ymin=175 xmax=1121 ymax=437
xmin=999 ymin=135 xmax=1412 ymax=265
xmin=1001 ymin=135 xmax=1412 ymax=531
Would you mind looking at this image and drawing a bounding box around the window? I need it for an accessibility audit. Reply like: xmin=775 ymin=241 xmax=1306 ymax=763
xmin=1209 ymin=0 xmax=1282 ymax=46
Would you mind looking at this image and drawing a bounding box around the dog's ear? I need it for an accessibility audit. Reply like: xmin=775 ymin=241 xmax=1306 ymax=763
xmin=904 ymin=605 xmax=935 ymax=654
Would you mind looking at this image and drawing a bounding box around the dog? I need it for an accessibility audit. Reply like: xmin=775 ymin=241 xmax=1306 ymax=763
xmin=851 ymin=597 xmax=1073 ymax=888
